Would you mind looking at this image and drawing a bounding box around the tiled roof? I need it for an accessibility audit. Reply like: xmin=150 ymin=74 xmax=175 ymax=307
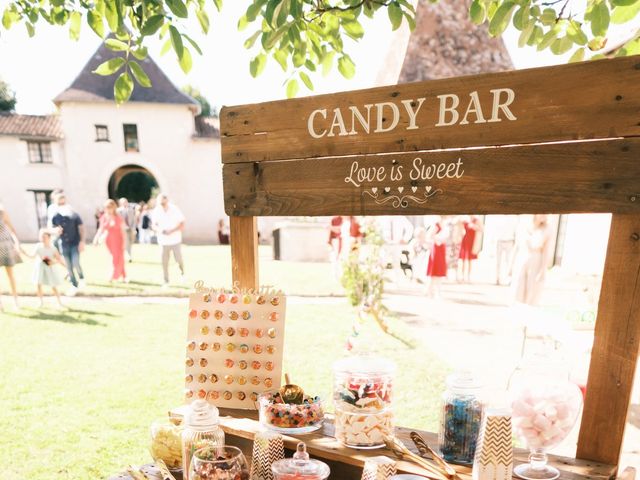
xmin=0 ymin=113 xmax=62 ymax=139
xmin=54 ymin=40 xmax=199 ymax=108
xmin=194 ymin=115 xmax=220 ymax=139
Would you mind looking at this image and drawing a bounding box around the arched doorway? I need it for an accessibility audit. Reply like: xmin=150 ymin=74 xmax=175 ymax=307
xmin=108 ymin=164 xmax=159 ymax=203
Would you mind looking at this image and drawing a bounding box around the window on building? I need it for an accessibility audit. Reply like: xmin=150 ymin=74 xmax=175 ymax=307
xmin=27 ymin=141 xmax=52 ymax=164
xmin=123 ymin=124 xmax=139 ymax=152
xmin=29 ymin=190 xmax=52 ymax=229
xmin=95 ymin=124 xmax=109 ymax=142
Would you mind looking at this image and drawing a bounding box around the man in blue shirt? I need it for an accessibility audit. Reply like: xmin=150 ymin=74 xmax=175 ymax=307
xmin=51 ymin=194 xmax=86 ymax=295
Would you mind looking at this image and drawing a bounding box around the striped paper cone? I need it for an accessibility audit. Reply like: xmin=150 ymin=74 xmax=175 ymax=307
xmin=361 ymin=456 xmax=397 ymax=480
xmin=472 ymin=409 xmax=514 ymax=480
xmin=251 ymin=430 xmax=285 ymax=480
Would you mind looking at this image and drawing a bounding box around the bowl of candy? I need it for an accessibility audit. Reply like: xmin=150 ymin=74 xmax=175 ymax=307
xmin=189 ymin=445 xmax=249 ymax=480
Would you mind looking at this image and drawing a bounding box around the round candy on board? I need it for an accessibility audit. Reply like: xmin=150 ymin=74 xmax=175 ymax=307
xmin=199 ymin=342 xmax=208 ymax=351
xmin=200 ymin=310 xmax=210 ymax=320
xmin=185 ymin=389 xmax=193 ymax=399
xmin=187 ymin=341 xmax=196 ymax=351
xmin=200 ymin=326 xmax=210 ymax=335
xmin=214 ymin=310 xmax=223 ymax=320
xmin=208 ymin=391 xmax=219 ymax=400
xmin=217 ymin=293 xmax=226 ymax=303
xmin=225 ymin=359 xmax=235 ymax=368
xmin=229 ymin=311 xmax=239 ymax=321
xmin=239 ymin=360 xmax=248 ymax=370
xmin=223 ymin=391 xmax=233 ymax=400
xmin=242 ymin=294 xmax=252 ymax=304
xmin=239 ymin=328 xmax=249 ymax=338
xmin=224 ymin=374 xmax=234 ymax=384
xmin=186 ymin=357 xmax=194 ymax=367
xmin=253 ymin=344 xmax=263 ymax=354
xmin=198 ymin=374 xmax=207 ymax=383
xmin=185 ymin=374 xmax=193 ymax=383
xmin=199 ymin=358 xmax=208 ymax=367
xmin=237 ymin=392 xmax=246 ymax=400
xmin=210 ymin=374 xmax=219 ymax=383
xmin=215 ymin=326 xmax=224 ymax=336
xmin=212 ymin=342 xmax=221 ymax=352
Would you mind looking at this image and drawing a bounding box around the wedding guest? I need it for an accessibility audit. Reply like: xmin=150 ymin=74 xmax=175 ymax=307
xmin=457 ymin=215 xmax=483 ymax=283
xmin=117 ymin=197 xmax=136 ymax=262
xmin=0 ymin=204 xmax=21 ymax=311
xmin=51 ymin=193 xmax=86 ymax=296
xmin=94 ymin=199 xmax=127 ymax=283
xmin=30 ymin=229 xmax=64 ymax=308
xmin=514 ymin=214 xmax=553 ymax=306
xmin=426 ymin=216 xmax=448 ymax=299
xmin=152 ymin=193 xmax=185 ymax=287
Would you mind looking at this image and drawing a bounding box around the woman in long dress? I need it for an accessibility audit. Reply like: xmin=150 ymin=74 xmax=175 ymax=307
xmin=514 ymin=214 xmax=552 ymax=305
xmin=0 ymin=206 xmax=22 ymax=311
xmin=94 ymin=199 xmax=127 ymax=283
xmin=457 ymin=215 xmax=483 ymax=283
xmin=426 ymin=217 xmax=448 ymax=298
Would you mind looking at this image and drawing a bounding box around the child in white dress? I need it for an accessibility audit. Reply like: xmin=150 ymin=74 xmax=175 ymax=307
xmin=31 ymin=229 xmax=64 ymax=307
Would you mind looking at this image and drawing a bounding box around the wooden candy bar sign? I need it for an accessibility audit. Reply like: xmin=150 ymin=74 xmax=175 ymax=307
xmin=185 ymin=281 xmax=286 ymax=409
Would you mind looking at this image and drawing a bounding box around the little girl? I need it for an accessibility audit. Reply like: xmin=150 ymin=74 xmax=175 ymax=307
xmin=30 ymin=229 xmax=64 ymax=307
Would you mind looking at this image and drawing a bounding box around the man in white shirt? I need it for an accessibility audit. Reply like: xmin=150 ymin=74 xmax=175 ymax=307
xmin=152 ymin=193 xmax=185 ymax=286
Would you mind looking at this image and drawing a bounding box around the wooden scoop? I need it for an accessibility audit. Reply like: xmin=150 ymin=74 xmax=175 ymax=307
xmin=410 ymin=431 xmax=457 ymax=478
xmin=279 ymin=373 xmax=305 ymax=404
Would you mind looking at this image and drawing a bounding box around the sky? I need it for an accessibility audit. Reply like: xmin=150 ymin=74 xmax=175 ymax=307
xmin=0 ymin=1 xmax=636 ymax=115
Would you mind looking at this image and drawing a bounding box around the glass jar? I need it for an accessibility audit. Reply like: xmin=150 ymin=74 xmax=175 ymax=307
xmin=333 ymin=356 xmax=395 ymax=449
xmin=271 ymin=442 xmax=330 ymax=480
xmin=438 ymin=371 xmax=484 ymax=465
xmin=258 ymin=391 xmax=324 ymax=434
xmin=182 ymin=400 xmax=226 ymax=479
xmin=150 ymin=419 xmax=183 ymax=472
xmin=189 ymin=445 xmax=249 ymax=480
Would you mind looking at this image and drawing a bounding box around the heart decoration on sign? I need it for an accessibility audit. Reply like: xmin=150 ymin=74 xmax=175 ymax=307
xmin=371 ymin=187 xmax=378 ymax=194
xmin=384 ymin=187 xmax=391 ymax=193
xmin=426 ymin=186 xmax=432 ymax=193
xmin=411 ymin=186 xmax=418 ymax=193
xmin=398 ymin=187 xmax=404 ymax=193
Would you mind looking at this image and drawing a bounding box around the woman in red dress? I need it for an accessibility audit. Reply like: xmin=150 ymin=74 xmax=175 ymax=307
xmin=426 ymin=217 xmax=448 ymax=298
xmin=457 ymin=215 xmax=483 ymax=283
xmin=94 ymin=199 xmax=127 ymax=282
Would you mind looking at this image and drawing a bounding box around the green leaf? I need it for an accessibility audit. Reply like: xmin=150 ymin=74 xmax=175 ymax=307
xmin=141 ymin=14 xmax=164 ymax=36
xmin=611 ymin=0 xmax=638 ymax=6
xmin=588 ymin=35 xmax=607 ymax=51
xmin=68 ymin=11 xmax=82 ymax=40
xmin=488 ymin=1 xmax=516 ymax=37
xmin=249 ymin=53 xmax=267 ymax=77
xmin=528 ymin=25 xmax=543 ymax=46
xmin=612 ymin=1 xmax=640 ymax=23
xmin=568 ymin=47 xmax=586 ymax=63
xmin=213 ymin=0 xmax=223 ymax=11
xmin=388 ymin=2 xmax=403 ymax=30
xmin=114 ymin=71 xmax=134 ymax=105
xmin=169 ymin=25 xmax=184 ymax=59
xmin=619 ymin=37 xmax=640 ymax=55
xmin=469 ymin=0 xmax=485 ymax=24
xmin=273 ymin=49 xmax=288 ymax=71
xmin=550 ymin=35 xmax=573 ymax=54
xmin=299 ymin=71 xmax=313 ymax=91
xmin=286 ymin=78 xmax=299 ymax=98
xmin=540 ymin=8 xmax=556 ymax=25
xmin=342 ymin=20 xmax=364 ymax=39
xmin=304 ymin=59 xmax=316 ymax=72
xmin=93 ymin=57 xmax=126 ymax=75
xmin=537 ymin=26 xmax=559 ymax=51
xmin=183 ymin=34 xmax=203 ymax=55
xmin=2 ymin=7 xmax=21 ymax=29
xmin=518 ymin=22 xmax=534 ymax=48
xmin=264 ymin=29 xmax=286 ymax=49
xmin=179 ymin=46 xmax=192 ymax=73
xmin=166 ymin=0 xmax=188 ymax=18
xmin=131 ymin=47 xmax=148 ymax=60
xmin=403 ymin=11 xmax=416 ymax=30
xmin=275 ymin=0 xmax=290 ymax=28
xmin=322 ymin=51 xmax=335 ymax=76
xmin=160 ymin=38 xmax=172 ymax=55
xmin=246 ymin=2 xmax=262 ymax=22
xmin=87 ymin=10 xmax=105 ymax=38
xmin=513 ymin=5 xmax=528 ymax=30
xmin=105 ymin=0 xmax=118 ymax=30
xmin=129 ymin=61 xmax=152 ymax=87
xmin=566 ymin=21 xmax=588 ymax=45
xmin=338 ymin=55 xmax=355 ymax=79
xmin=196 ymin=9 xmax=210 ymax=33
xmin=244 ymin=30 xmax=261 ymax=49
xmin=25 ymin=22 xmax=35 ymax=36
xmin=105 ymin=38 xmax=128 ymax=51
xmin=265 ymin=0 xmax=278 ymax=26
xmin=590 ymin=2 xmax=610 ymax=37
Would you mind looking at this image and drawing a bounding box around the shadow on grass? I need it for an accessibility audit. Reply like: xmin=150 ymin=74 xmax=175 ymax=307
xmin=4 ymin=307 xmax=108 ymax=326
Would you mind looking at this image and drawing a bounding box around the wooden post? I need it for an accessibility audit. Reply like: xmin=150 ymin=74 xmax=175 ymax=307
xmin=577 ymin=214 xmax=640 ymax=465
xmin=230 ymin=216 xmax=259 ymax=290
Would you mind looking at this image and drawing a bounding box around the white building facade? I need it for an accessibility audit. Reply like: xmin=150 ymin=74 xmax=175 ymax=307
xmin=1 ymin=42 xmax=223 ymax=243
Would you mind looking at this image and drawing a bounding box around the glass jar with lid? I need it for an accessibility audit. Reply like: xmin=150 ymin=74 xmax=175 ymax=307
xmin=271 ymin=442 xmax=330 ymax=480
xmin=333 ymin=356 xmax=395 ymax=449
xmin=438 ymin=371 xmax=484 ymax=465
xmin=182 ymin=399 xmax=226 ymax=479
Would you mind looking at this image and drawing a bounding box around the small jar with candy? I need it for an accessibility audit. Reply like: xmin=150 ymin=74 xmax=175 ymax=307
xmin=333 ymin=356 xmax=395 ymax=449
xmin=438 ymin=371 xmax=484 ymax=465
xmin=182 ymin=400 xmax=226 ymax=479
xmin=271 ymin=442 xmax=330 ymax=480
xmin=258 ymin=391 xmax=324 ymax=433
xmin=189 ymin=445 xmax=249 ymax=480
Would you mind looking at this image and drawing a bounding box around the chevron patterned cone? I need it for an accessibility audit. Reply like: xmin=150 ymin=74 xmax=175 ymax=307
xmin=361 ymin=456 xmax=397 ymax=480
xmin=251 ymin=431 xmax=285 ymax=480
xmin=472 ymin=413 xmax=513 ymax=480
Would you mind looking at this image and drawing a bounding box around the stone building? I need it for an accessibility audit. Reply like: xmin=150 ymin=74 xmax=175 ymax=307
xmin=0 ymin=41 xmax=223 ymax=242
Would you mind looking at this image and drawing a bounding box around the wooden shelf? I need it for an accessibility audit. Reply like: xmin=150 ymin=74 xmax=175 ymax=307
xmin=218 ymin=408 xmax=616 ymax=480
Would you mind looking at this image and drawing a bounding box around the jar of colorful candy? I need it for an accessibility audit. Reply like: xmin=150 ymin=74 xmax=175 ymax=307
xmin=189 ymin=445 xmax=249 ymax=480
xmin=438 ymin=371 xmax=484 ymax=465
xmin=258 ymin=391 xmax=324 ymax=433
xmin=182 ymin=400 xmax=226 ymax=480
xmin=333 ymin=356 xmax=395 ymax=449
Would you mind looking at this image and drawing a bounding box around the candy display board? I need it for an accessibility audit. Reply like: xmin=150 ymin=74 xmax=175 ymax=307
xmin=185 ymin=282 xmax=286 ymax=409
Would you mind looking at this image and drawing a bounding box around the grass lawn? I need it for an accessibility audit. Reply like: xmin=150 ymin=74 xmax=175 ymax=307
xmin=0 ymin=299 xmax=447 ymax=480
xmin=7 ymin=244 xmax=343 ymax=297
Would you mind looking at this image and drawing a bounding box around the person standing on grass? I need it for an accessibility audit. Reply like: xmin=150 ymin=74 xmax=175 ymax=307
xmin=117 ymin=197 xmax=136 ymax=263
xmin=457 ymin=215 xmax=483 ymax=283
xmin=0 ymin=204 xmax=22 ymax=311
xmin=51 ymin=193 xmax=86 ymax=296
xmin=94 ymin=199 xmax=128 ymax=283
xmin=514 ymin=214 xmax=553 ymax=306
xmin=426 ymin=216 xmax=448 ymax=299
xmin=29 ymin=229 xmax=64 ymax=308
xmin=152 ymin=193 xmax=185 ymax=287
xmin=138 ymin=203 xmax=153 ymax=244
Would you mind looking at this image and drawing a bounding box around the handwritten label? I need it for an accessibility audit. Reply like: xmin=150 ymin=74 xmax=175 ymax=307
xmin=193 ymin=280 xmax=284 ymax=297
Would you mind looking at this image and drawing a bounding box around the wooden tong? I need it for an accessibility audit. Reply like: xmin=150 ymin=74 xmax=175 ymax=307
xmin=383 ymin=435 xmax=449 ymax=480
xmin=410 ymin=431 xmax=457 ymax=478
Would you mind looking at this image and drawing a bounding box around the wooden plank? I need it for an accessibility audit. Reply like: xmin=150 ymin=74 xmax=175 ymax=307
xmin=220 ymin=56 xmax=640 ymax=163
xmin=577 ymin=213 xmax=640 ymax=465
xmin=218 ymin=408 xmax=616 ymax=480
xmin=223 ymin=138 xmax=640 ymax=217
xmin=229 ymin=216 xmax=259 ymax=289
